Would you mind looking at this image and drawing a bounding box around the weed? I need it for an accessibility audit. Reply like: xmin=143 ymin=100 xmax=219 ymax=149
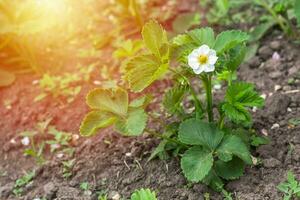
xmin=62 ymin=159 xmax=75 ymax=179
xmin=13 ymin=170 xmax=35 ymax=197
xmin=277 ymin=171 xmax=300 ymax=200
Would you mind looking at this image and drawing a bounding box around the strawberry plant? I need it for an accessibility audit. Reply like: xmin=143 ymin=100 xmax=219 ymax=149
xmin=80 ymin=20 xmax=265 ymax=192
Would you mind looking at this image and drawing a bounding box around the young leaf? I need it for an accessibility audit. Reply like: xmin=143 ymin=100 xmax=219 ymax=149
xmin=129 ymin=95 xmax=152 ymax=108
xmin=222 ymin=102 xmax=251 ymax=124
xmin=87 ymin=87 xmax=128 ymax=116
xmin=225 ymin=82 xmax=264 ymax=107
xmin=225 ymin=44 xmax=246 ymax=72
xmin=215 ymin=157 xmax=246 ymax=180
xmin=213 ymin=30 xmax=249 ymax=54
xmin=142 ymin=20 xmax=168 ymax=57
xmin=124 ymin=54 xmax=168 ymax=92
xmin=80 ymin=111 xmax=116 ymax=137
xmin=131 ymin=188 xmax=157 ymax=200
xmin=163 ymin=85 xmax=187 ymax=115
xmin=187 ymin=27 xmax=215 ymax=47
xmin=115 ymin=108 xmax=147 ymax=136
xmin=178 ymin=119 xmax=224 ymax=150
xmin=172 ymin=28 xmax=215 ymax=62
xmin=181 ymin=147 xmax=214 ymax=182
xmin=216 ymin=135 xmax=252 ymax=164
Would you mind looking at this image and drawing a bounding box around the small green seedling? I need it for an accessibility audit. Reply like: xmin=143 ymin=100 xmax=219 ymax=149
xmin=62 ymin=159 xmax=75 ymax=179
xmin=277 ymin=171 xmax=300 ymax=200
xmin=80 ymin=182 xmax=90 ymax=191
xmin=46 ymin=126 xmax=72 ymax=153
xmin=131 ymin=188 xmax=157 ymax=200
xmin=20 ymin=130 xmax=46 ymax=165
xmin=13 ymin=170 xmax=35 ymax=197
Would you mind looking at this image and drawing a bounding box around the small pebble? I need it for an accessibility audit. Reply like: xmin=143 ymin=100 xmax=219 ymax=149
xmin=270 ymin=41 xmax=281 ymax=50
xmin=93 ymin=80 xmax=101 ymax=85
xmin=261 ymin=94 xmax=267 ymax=99
xmin=261 ymin=129 xmax=268 ymax=136
xmin=271 ymin=123 xmax=280 ymax=129
xmin=287 ymin=107 xmax=292 ymax=112
xmin=274 ymin=85 xmax=282 ymax=91
xmin=272 ymin=52 xmax=280 ymax=60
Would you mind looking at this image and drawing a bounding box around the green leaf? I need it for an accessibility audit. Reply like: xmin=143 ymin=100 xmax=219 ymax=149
xmin=225 ymin=44 xmax=246 ymax=72
xmin=295 ymin=0 xmax=300 ymax=25
xmin=172 ymin=27 xmax=215 ymax=62
xmin=213 ymin=30 xmax=249 ymax=53
xmin=86 ymin=87 xmax=128 ymax=116
xmin=178 ymin=119 xmax=224 ymax=150
xmin=216 ymin=135 xmax=252 ymax=164
xmin=187 ymin=27 xmax=215 ymax=47
xmin=131 ymin=188 xmax=157 ymax=200
xmin=226 ymin=82 xmax=264 ymax=107
xmin=250 ymin=135 xmax=270 ymax=147
xmin=163 ymin=85 xmax=187 ymax=115
xmin=142 ymin=20 xmax=168 ymax=57
xmin=129 ymin=95 xmax=152 ymax=108
xmin=80 ymin=111 xmax=117 ymax=136
xmin=124 ymin=54 xmax=168 ymax=92
xmin=181 ymin=147 xmax=214 ymax=182
xmin=222 ymin=102 xmax=251 ymax=124
xmin=115 ymin=108 xmax=148 ymax=136
xmin=215 ymin=157 xmax=246 ymax=180
xmin=202 ymin=169 xmax=224 ymax=192
xmin=0 ymin=69 xmax=15 ymax=87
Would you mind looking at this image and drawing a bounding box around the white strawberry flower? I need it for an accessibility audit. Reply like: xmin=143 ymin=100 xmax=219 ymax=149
xmin=21 ymin=137 xmax=30 ymax=146
xmin=188 ymin=44 xmax=218 ymax=74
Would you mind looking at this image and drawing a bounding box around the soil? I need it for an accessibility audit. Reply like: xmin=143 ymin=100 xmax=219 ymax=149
xmin=1 ymin=6 xmax=300 ymax=200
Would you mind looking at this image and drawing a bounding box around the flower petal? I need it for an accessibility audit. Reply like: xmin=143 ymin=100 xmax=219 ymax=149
xmin=204 ymin=64 xmax=215 ymax=72
xmin=193 ymin=66 xmax=204 ymax=74
xmin=208 ymin=55 xmax=218 ymax=65
xmin=188 ymin=58 xmax=200 ymax=69
xmin=208 ymin=49 xmax=217 ymax=57
xmin=198 ymin=45 xmax=210 ymax=55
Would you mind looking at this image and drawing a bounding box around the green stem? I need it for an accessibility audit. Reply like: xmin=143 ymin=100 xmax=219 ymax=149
xmin=169 ymin=68 xmax=204 ymax=119
xmin=219 ymin=114 xmax=225 ymax=129
xmin=202 ymin=74 xmax=214 ymax=122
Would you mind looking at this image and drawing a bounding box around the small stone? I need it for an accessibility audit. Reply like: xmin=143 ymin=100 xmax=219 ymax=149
xmin=248 ymin=56 xmax=261 ymax=68
xmin=283 ymin=85 xmax=292 ymax=91
xmin=93 ymin=80 xmax=101 ymax=85
xmin=269 ymin=71 xmax=281 ymax=79
xmin=108 ymin=191 xmax=121 ymax=200
xmin=272 ymin=52 xmax=280 ymax=60
xmin=287 ymin=107 xmax=292 ymax=112
xmin=258 ymin=46 xmax=273 ymax=60
xmin=270 ymin=41 xmax=281 ymax=50
xmin=271 ymin=123 xmax=280 ymax=129
xmin=263 ymin=158 xmax=281 ymax=168
xmin=274 ymin=85 xmax=282 ymax=91
xmin=261 ymin=129 xmax=268 ymax=136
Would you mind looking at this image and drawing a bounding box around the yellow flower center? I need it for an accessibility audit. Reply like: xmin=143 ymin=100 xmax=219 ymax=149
xmin=198 ymin=55 xmax=208 ymax=64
